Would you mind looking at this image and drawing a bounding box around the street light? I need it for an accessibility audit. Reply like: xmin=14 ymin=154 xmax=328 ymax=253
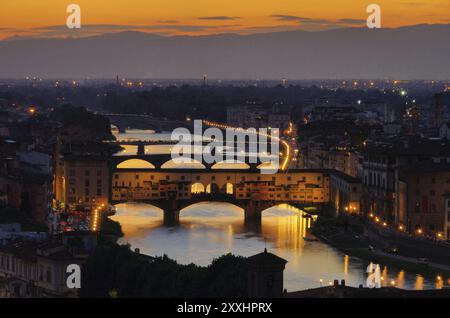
xmin=28 ymin=107 xmax=36 ymax=115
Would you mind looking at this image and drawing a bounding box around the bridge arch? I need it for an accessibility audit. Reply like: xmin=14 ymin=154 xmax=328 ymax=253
xmin=261 ymin=203 xmax=305 ymax=215
xmin=257 ymin=161 xmax=279 ymax=172
xmin=110 ymin=202 xmax=164 ymax=228
xmin=161 ymin=158 xmax=206 ymax=169
xmin=191 ymin=183 xmax=206 ymax=194
xmin=116 ymin=158 xmax=155 ymax=169
xmin=179 ymin=201 xmax=244 ymax=217
xmin=211 ymin=160 xmax=250 ymax=170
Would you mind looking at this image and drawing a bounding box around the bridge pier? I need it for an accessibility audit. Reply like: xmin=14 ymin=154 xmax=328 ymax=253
xmin=164 ymin=209 xmax=180 ymax=227
xmin=159 ymin=196 xmax=182 ymax=227
xmin=243 ymin=200 xmax=274 ymax=225
xmin=137 ymin=144 xmax=145 ymax=155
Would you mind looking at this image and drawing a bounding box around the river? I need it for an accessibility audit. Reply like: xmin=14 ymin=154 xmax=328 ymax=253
xmin=111 ymin=202 xmax=443 ymax=292
xmin=110 ymin=129 xmax=444 ymax=292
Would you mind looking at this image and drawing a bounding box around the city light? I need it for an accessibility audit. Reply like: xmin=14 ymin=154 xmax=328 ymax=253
xmin=91 ymin=204 xmax=105 ymax=232
xmin=203 ymin=120 xmax=292 ymax=171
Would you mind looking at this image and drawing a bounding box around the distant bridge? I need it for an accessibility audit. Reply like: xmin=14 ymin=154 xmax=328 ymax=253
xmin=104 ymin=113 xmax=191 ymax=133
xmin=111 ymin=150 xmax=280 ymax=171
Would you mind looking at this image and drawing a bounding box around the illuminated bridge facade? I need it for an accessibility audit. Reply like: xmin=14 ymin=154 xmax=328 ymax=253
xmin=111 ymin=156 xmax=331 ymax=225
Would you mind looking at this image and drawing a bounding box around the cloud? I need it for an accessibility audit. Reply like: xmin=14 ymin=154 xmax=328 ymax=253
xmin=197 ymin=16 xmax=240 ymax=21
xmin=270 ymin=15 xmax=329 ymax=24
xmin=240 ymin=24 xmax=302 ymax=34
xmin=270 ymin=15 xmax=303 ymax=21
xmin=336 ymin=18 xmax=366 ymax=25
xmin=270 ymin=14 xmax=366 ymax=29
xmin=158 ymin=20 xmax=179 ymax=23
xmin=16 ymin=23 xmax=240 ymax=39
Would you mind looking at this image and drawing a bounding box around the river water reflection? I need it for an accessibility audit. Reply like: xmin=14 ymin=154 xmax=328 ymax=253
xmin=112 ymin=202 xmax=442 ymax=292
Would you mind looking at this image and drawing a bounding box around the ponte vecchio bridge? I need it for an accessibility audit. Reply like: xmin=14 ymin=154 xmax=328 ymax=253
xmin=111 ymin=152 xmax=331 ymax=226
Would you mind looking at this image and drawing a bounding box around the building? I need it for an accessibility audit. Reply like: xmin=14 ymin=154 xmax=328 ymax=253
xmin=301 ymin=136 xmax=360 ymax=178
xmin=54 ymin=155 xmax=110 ymax=211
xmin=0 ymin=236 xmax=91 ymax=297
xmin=227 ymin=105 xmax=291 ymax=131
xmin=111 ymin=169 xmax=330 ymax=206
xmin=0 ymin=139 xmax=53 ymax=223
xmin=439 ymin=122 xmax=450 ymax=140
xmin=0 ymin=173 xmax=52 ymax=223
xmin=330 ymin=170 xmax=362 ymax=216
xmin=396 ymin=163 xmax=450 ymax=240
xmin=328 ymin=148 xmax=360 ymax=178
xmin=247 ymin=249 xmax=287 ymax=298
xmin=308 ymin=105 xmax=367 ymax=123
xmin=361 ymin=138 xmax=450 ymax=222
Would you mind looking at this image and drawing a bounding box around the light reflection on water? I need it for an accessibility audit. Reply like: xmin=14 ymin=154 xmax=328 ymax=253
xmin=111 ymin=202 xmax=440 ymax=292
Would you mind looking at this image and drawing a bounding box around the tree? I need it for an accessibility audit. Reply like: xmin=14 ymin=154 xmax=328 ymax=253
xmin=81 ymin=244 xmax=248 ymax=298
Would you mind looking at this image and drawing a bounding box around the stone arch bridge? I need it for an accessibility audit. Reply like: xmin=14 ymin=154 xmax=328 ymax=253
xmin=110 ymin=154 xmax=331 ymax=226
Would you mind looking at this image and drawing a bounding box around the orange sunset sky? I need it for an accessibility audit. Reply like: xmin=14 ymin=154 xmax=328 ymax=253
xmin=0 ymin=0 xmax=449 ymax=39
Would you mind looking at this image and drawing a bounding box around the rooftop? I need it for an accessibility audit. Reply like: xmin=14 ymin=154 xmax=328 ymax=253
xmin=247 ymin=248 xmax=288 ymax=266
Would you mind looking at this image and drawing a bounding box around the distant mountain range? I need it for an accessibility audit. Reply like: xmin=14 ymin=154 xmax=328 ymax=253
xmin=0 ymin=24 xmax=449 ymax=80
